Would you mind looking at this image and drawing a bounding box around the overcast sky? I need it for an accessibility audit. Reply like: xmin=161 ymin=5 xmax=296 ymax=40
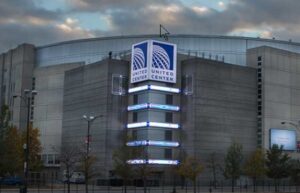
xmin=0 ymin=0 xmax=299 ymax=52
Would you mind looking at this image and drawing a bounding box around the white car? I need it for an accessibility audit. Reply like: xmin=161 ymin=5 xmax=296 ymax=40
xmin=63 ymin=171 xmax=85 ymax=184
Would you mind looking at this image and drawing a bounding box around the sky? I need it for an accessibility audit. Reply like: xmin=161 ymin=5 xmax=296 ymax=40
xmin=0 ymin=0 xmax=300 ymax=52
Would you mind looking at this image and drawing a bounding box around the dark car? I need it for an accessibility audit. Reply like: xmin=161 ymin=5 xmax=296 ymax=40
xmin=0 ymin=176 xmax=23 ymax=185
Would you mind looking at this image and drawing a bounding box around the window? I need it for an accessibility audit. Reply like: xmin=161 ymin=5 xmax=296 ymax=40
xmin=258 ymin=94 xmax=262 ymax=99
xmin=133 ymin=95 xmax=138 ymax=104
xmin=132 ymin=130 xmax=137 ymax=140
xmin=165 ymin=112 xmax=173 ymax=122
xmin=165 ymin=130 xmax=172 ymax=141
xmin=42 ymin=154 xmax=47 ymax=164
xmin=47 ymin=154 xmax=54 ymax=164
xmin=30 ymin=106 xmax=34 ymax=121
xmin=166 ymin=95 xmax=173 ymax=105
xmin=54 ymin=155 xmax=60 ymax=165
xmin=257 ymin=56 xmax=262 ymax=61
xmin=133 ymin=112 xmax=138 ymax=122
xmin=182 ymin=75 xmax=193 ymax=95
xmin=111 ymin=74 xmax=127 ymax=95
xmin=32 ymin=77 xmax=36 ymax=90
xmin=164 ymin=149 xmax=172 ymax=159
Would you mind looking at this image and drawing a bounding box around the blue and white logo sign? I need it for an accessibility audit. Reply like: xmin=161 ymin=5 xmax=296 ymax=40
xmin=131 ymin=41 xmax=149 ymax=83
xmin=131 ymin=40 xmax=177 ymax=83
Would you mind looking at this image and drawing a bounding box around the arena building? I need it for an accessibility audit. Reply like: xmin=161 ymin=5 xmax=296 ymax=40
xmin=1 ymin=34 xmax=300 ymax=184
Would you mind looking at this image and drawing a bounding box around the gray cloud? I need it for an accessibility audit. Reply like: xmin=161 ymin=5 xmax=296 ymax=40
xmin=66 ymin=0 xmax=177 ymax=12
xmin=97 ymin=0 xmax=300 ymax=41
xmin=0 ymin=0 xmax=92 ymax=52
xmin=1 ymin=0 xmax=300 ymax=53
xmin=0 ymin=0 xmax=61 ymax=23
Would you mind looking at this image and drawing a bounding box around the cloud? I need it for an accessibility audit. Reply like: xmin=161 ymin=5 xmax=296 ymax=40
xmin=1 ymin=0 xmax=300 ymax=53
xmin=66 ymin=0 xmax=176 ymax=12
xmin=0 ymin=0 xmax=98 ymax=52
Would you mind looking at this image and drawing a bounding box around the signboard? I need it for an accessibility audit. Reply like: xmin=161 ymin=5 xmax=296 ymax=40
xmin=270 ymin=128 xmax=296 ymax=151
xmin=131 ymin=40 xmax=177 ymax=83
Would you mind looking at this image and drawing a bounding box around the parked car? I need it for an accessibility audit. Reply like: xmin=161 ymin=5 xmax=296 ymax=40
xmin=62 ymin=171 xmax=85 ymax=184
xmin=0 ymin=176 xmax=23 ymax=185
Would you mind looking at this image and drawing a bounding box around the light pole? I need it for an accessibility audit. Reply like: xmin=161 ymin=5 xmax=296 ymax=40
xmin=13 ymin=89 xmax=38 ymax=193
xmin=281 ymin=121 xmax=300 ymax=151
xmin=281 ymin=121 xmax=300 ymax=130
xmin=82 ymin=114 xmax=103 ymax=193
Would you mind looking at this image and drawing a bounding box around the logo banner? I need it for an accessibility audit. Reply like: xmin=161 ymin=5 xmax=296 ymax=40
xmin=131 ymin=40 xmax=177 ymax=83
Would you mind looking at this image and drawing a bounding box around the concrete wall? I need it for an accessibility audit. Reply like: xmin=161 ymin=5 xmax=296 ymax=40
xmin=0 ymin=44 xmax=35 ymax=130
xmin=247 ymin=46 xmax=300 ymax=158
xmin=62 ymin=59 xmax=129 ymax=177
xmin=181 ymin=58 xmax=257 ymax=178
xmin=33 ymin=62 xmax=83 ymax=165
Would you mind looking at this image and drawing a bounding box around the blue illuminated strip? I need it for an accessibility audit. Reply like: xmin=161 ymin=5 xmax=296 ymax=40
xmin=149 ymin=85 xmax=180 ymax=93
xmin=126 ymin=140 xmax=180 ymax=147
xmin=127 ymin=159 xmax=147 ymax=164
xmin=128 ymin=85 xmax=180 ymax=94
xmin=148 ymin=140 xmax=180 ymax=147
xmin=127 ymin=103 xmax=148 ymax=111
xmin=126 ymin=140 xmax=148 ymax=146
xmin=127 ymin=122 xmax=179 ymax=129
xmin=128 ymin=85 xmax=148 ymax=93
xmin=149 ymin=103 xmax=180 ymax=111
xmin=127 ymin=122 xmax=148 ymax=128
xmin=128 ymin=103 xmax=180 ymax=112
xmin=148 ymin=159 xmax=179 ymax=165
xmin=148 ymin=122 xmax=179 ymax=129
xmin=127 ymin=159 xmax=179 ymax=165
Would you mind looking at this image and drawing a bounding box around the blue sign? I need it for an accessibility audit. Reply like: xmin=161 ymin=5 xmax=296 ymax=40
xmin=131 ymin=40 xmax=177 ymax=83
xmin=133 ymin=42 xmax=148 ymax=70
xmin=270 ymin=128 xmax=296 ymax=151
xmin=152 ymin=42 xmax=174 ymax=70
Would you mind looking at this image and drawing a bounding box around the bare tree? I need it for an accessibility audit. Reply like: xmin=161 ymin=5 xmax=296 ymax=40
xmin=207 ymin=152 xmax=221 ymax=189
xmin=134 ymin=147 xmax=152 ymax=193
xmin=135 ymin=163 xmax=152 ymax=193
xmin=177 ymin=156 xmax=204 ymax=193
xmin=57 ymin=145 xmax=80 ymax=193
xmin=223 ymin=142 xmax=243 ymax=193
xmin=113 ymin=134 xmax=142 ymax=193
xmin=77 ymin=144 xmax=99 ymax=193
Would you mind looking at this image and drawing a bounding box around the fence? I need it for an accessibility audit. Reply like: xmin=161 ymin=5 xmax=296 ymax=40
xmin=1 ymin=181 xmax=300 ymax=193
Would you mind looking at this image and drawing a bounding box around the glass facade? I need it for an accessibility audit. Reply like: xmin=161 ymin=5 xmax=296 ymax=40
xmin=36 ymin=35 xmax=300 ymax=67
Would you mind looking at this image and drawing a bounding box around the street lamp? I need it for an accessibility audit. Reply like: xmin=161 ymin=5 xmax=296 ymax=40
xmin=82 ymin=114 xmax=103 ymax=193
xmin=281 ymin=121 xmax=300 ymax=151
xmin=281 ymin=121 xmax=300 ymax=130
xmin=13 ymin=89 xmax=38 ymax=193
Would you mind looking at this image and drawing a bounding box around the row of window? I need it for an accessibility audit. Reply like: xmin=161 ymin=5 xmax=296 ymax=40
xmin=41 ymin=154 xmax=60 ymax=166
xmin=30 ymin=77 xmax=36 ymax=121
xmin=257 ymin=56 xmax=262 ymax=147
xmin=132 ymin=112 xmax=173 ymax=123
xmin=133 ymin=94 xmax=173 ymax=105
xmin=132 ymin=130 xmax=172 ymax=141
xmin=131 ymin=130 xmax=173 ymax=159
